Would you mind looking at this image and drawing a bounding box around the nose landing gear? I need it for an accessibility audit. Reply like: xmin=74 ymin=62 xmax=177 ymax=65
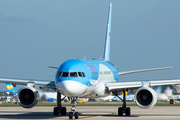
xmin=69 ymin=97 xmax=79 ymax=119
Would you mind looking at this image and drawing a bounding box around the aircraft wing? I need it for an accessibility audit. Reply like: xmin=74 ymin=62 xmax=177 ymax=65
xmin=119 ymin=67 xmax=172 ymax=75
xmin=105 ymin=79 xmax=180 ymax=92
xmin=0 ymin=78 xmax=56 ymax=89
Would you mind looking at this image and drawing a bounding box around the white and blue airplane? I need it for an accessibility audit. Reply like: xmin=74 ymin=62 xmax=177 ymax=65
xmin=1 ymin=3 xmax=180 ymax=119
xmin=6 ymin=83 xmax=18 ymax=95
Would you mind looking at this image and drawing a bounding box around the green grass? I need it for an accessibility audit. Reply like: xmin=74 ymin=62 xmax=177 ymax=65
xmin=1 ymin=102 xmax=180 ymax=107
xmin=155 ymin=102 xmax=180 ymax=106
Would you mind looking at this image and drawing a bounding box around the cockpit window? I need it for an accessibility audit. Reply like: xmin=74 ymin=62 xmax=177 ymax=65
xmin=56 ymin=71 xmax=62 ymax=78
xmin=78 ymin=72 xmax=82 ymax=77
xmin=57 ymin=71 xmax=86 ymax=78
xmin=70 ymin=72 xmax=78 ymax=77
xmin=61 ymin=72 xmax=69 ymax=77
xmin=82 ymin=72 xmax=86 ymax=77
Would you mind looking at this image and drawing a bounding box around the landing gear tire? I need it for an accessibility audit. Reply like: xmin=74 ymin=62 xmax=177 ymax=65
xmin=118 ymin=107 xmax=123 ymax=116
xmin=61 ymin=107 xmax=66 ymax=116
xmin=69 ymin=112 xmax=73 ymax=119
xmin=113 ymin=90 xmax=131 ymax=117
xmin=53 ymin=107 xmax=59 ymax=115
xmin=74 ymin=112 xmax=79 ymax=119
xmin=125 ymin=107 xmax=130 ymax=116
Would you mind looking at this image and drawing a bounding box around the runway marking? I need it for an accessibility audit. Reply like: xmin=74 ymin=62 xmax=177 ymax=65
xmin=108 ymin=102 xmax=116 ymax=104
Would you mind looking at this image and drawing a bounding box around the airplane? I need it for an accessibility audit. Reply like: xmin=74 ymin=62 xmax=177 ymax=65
xmin=6 ymin=83 xmax=18 ymax=95
xmin=98 ymin=92 xmax=114 ymax=101
xmin=5 ymin=83 xmax=18 ymax=103
xmin=98 ymin=92 xmax=134 ymax=102
xmin=43 ymin=91 xmax=57 ymax=102
xmin=1 ymin=3 xmax=180 ymax=119
xmin=112 ymin=94 xmax=135 ymax=102
xmin=41 ymin=91 xmax=68 ymax=102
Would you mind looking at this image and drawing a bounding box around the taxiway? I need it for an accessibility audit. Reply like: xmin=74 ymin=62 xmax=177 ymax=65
xmin=0 ymin=106 xmax=180 ymax=120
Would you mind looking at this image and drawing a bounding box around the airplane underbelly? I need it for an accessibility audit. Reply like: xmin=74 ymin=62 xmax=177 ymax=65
xmin=78 ymin=82 xmax=109 ymax=98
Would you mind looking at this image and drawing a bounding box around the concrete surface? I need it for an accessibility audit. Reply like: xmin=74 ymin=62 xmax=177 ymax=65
xmin=0 ymin=106 xmax=180 ymax=120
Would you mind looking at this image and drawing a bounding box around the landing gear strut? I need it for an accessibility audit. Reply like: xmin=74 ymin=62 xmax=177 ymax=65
xmin=113 ymin=90 xmax=131 ymax=116
xmin=68 ymin=97 xmax=79 ymax=119
xmin=53 ymin=92 xmax=66 ymax=116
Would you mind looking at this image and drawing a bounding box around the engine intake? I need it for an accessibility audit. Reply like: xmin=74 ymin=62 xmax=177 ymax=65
xmin=18 ymin=87 xmax=39 ymax=108
xmin=135 ymin=87 xmax=157 ymax=108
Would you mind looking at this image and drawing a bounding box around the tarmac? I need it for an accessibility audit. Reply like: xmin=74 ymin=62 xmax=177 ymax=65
xmin=0 ymin=106 xmax=180 ymax=120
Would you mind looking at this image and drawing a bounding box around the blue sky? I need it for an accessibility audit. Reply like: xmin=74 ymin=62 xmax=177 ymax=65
xmin=0 ymin=0 xmax=180 ymax=91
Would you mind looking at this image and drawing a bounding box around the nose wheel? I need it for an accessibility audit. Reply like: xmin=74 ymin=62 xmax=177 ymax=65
xmin=68 ymin=97 xmax=79 ymax=119
xmin=69 ymin=112 xmax=79 ymax=119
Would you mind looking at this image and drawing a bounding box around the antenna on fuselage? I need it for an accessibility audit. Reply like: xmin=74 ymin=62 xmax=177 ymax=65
xmin=103 ymin=3 xmax=112 ymax=61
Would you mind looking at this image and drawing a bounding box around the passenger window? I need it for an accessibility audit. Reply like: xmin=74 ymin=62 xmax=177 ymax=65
xmin=61 ymin=72 xmax=69 ymax=77
xmin=70 ymin=72 xmax=78 ymax=77
xmin=78 ymin=72 xmax=83 ymax=77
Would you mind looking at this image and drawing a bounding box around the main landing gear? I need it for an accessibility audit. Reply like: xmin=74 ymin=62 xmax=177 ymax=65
xmin=113 ymin=90 xmax=131 ymax=116
xmin=53 ymin=92 xmax=67 ymax=116
xmin=68 ymin=97 xmax=79 ymax=119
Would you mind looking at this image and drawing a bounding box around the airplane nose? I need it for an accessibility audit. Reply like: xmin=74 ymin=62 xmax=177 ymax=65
xmin=57 ymin=81 xmax=87 ymax=96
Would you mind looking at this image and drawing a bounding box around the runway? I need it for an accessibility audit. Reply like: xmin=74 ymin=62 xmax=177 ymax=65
xmin=0 ymin=106 xmax=180 ymax=120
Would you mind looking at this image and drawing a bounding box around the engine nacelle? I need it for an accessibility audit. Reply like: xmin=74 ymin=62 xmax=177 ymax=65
xmin=18 ymin=86 xmax=39 ymax=108
xmin=135 ymin=87 xmax=157 ymax=108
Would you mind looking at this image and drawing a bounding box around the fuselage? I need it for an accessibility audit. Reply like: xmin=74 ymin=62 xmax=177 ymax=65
xmin=55 ymin=59 xmax=119 ymax=98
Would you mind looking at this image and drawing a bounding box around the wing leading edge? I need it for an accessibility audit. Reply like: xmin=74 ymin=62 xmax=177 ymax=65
xmin=0 ymin=78 xmax=56 ymax=89
xmin=105 ymin=79 xmax=180 ymax=92
xmin=119 ymin=66 xmax=172 ymax=76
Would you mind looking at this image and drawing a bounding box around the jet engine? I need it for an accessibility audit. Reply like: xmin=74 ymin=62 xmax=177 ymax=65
xmin=18 ymin=86 xmax=39 ymax=108
xmin=135 ymin=87 xmax=157 ymax=108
